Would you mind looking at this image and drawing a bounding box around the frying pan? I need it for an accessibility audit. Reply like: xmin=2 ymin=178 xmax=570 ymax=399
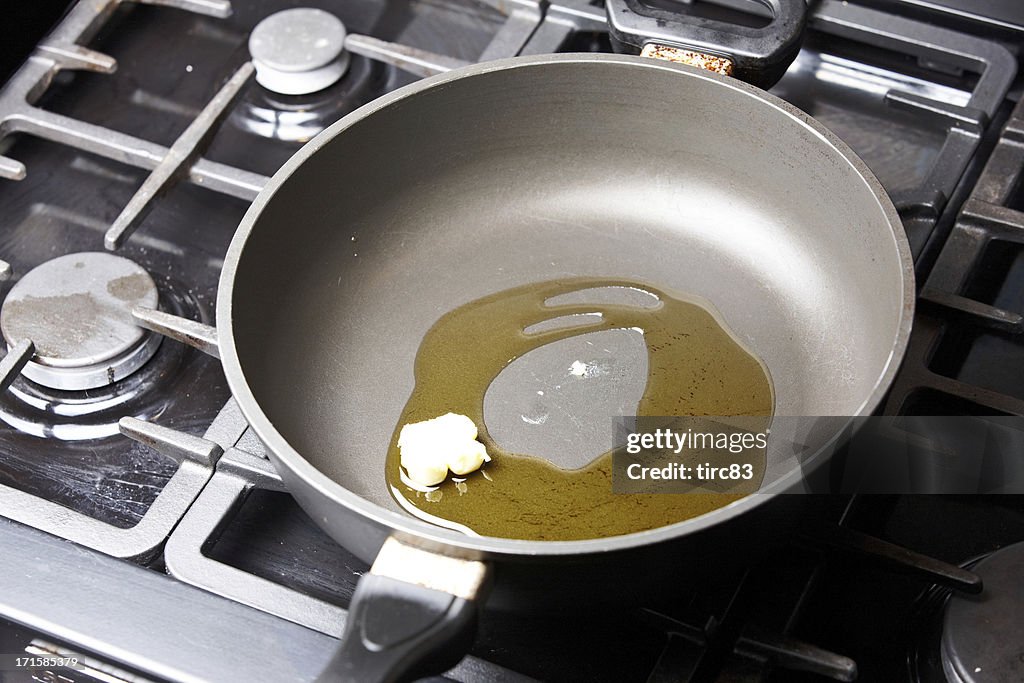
xmin=132 ymin=4 xmax=914 ymax=680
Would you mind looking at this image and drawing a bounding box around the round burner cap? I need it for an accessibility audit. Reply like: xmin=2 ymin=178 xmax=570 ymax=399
xmin=249 ymin=8 xmax=350 ymax=96
xmin=941 ymin=541 xmax=1024 ymax=683
xmin=1 ymin=252 xmax=161 ymax=390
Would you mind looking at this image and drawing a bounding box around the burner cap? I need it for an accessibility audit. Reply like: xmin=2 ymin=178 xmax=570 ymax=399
xmin=1 ymin=253 xmax=161 ymax=390
xmin=941 ymin=541 xmax=1024 ymax=683
xmin=249 ymin=8 xmax=350 ymax=96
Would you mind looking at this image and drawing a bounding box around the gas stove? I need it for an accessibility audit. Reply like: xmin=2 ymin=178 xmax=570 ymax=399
xmin=0 ymin=1 xmax=1023 ymax=681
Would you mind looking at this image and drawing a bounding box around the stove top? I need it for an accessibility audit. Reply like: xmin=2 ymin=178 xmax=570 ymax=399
xmin=0 ymin=1 xmax=1022 ymax=681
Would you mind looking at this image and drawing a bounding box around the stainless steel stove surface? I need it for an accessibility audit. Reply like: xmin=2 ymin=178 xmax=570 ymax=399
xmin=0 ymin=1 xmax=1023 ymax=681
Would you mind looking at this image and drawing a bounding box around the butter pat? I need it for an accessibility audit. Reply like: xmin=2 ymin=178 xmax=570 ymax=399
xmin=398 ymin=413 xmax=491 ymax=487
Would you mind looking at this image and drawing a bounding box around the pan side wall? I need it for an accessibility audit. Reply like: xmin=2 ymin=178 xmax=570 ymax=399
xmin=229 ymin=61 xmax=906 ymax=514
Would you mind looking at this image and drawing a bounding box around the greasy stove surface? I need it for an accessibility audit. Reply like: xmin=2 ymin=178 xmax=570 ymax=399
xmin=0 ymin=0 xmax=1023 ymax=682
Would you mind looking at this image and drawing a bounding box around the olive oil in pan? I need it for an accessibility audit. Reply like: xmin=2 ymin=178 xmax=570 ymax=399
xmin=385 ymin=278 xmax=773 ymax=541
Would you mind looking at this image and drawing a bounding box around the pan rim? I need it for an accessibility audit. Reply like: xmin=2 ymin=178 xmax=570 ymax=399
xmin=218 ymin=53 xmax=915 ymax=558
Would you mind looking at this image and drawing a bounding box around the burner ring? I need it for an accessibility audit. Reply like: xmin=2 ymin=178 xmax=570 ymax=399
xmin=940 ymin=541 xmax=1024 ymax=683
xmin=0 ymin=252 xmax=161 ymax=390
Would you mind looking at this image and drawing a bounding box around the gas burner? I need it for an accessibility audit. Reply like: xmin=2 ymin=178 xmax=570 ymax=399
xmin=0 ymin=281 xmax=214 ymax=441
xmin=0 ymin=253 xmax=160 ymax=391
xmin=939 ymin=542 xmax=1024 ymax=683
xmin=232 ymin=53 xmax=393 ymax=142
xmin=249 ymin=8 xmax=350 ymax=96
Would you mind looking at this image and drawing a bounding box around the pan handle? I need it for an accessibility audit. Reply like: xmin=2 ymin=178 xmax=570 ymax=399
xmin=605 ymin=0 xmax=806 ymax=88
xmin=317 ymin=537 xmax=492 ymax=683
xmin=128 ymin=306 xmax=489 ymax=681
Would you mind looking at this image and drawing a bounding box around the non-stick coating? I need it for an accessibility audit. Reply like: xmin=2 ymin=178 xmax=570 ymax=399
xmin=221 ymin=55 xmax=912 ymax=559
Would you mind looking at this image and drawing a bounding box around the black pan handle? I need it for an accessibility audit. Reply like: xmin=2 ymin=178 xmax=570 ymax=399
xmin=316 ymin=538 xmax=492 ymax=683
xmin=605 ymin=0 xmax=807 ymax=88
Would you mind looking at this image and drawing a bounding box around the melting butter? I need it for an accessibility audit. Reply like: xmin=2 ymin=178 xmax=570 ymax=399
xmin=385 ymin=278 xmax=773 ymax=541
xmin=398 ymin=412 xmax=490 ymax=487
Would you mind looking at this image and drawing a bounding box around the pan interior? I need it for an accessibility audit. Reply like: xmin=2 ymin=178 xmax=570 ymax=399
xmin=229 ymin=59 xmax=906 ymax=517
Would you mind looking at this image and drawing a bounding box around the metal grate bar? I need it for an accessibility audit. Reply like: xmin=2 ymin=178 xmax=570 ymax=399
xmin=104 ymin=62 xmax=256 ymax=249
xmin=915 ymin=98 xmax=1024 ymax=388
xmin=0 ymin=340 xmax=34 ymax=393
xmin=0 ymin=0 xmax=269 ymax=246
xmin=812 ymin=0 xmax=1016 ymax=117
xmin=7 ymin=105 xmax=268 ymax=200
xmin=344 ymin=35 xmax=471 ymax=78
xmin=478 ymin=5 xmax=544 ymax=62
xmin=0 ymin=155 xmax=26 ymax=180
xmin=921 ymin=289 xmax=1024 ymax=333
xmin=0 ymin=394 xmax=239 ymax=561
xmin=811 ymin=0 xmax=1015 ymax=242
xmin=36 ymin=43 xmax=117 ymax=73
xmin=735 ymin=628 xmax=857 ymax=682
xmin=141 ymin=0 xmax=231 ymax=18
xmin=805 ymin=525 xmax=983 ymax=593
xmin=119 ymin=416 xmax=224 ymax=468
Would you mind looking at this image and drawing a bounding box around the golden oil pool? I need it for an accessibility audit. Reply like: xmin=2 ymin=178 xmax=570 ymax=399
xmin=385 ymin=278 xmax=773 ymax=541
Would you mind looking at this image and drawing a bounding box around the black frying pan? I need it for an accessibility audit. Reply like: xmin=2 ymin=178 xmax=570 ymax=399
xmin=133 ymin=4 xmax=914 ymax=680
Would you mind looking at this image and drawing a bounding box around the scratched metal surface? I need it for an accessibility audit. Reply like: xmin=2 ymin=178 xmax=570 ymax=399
xmin=207 ymin=488 xmax=368 ymax=604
